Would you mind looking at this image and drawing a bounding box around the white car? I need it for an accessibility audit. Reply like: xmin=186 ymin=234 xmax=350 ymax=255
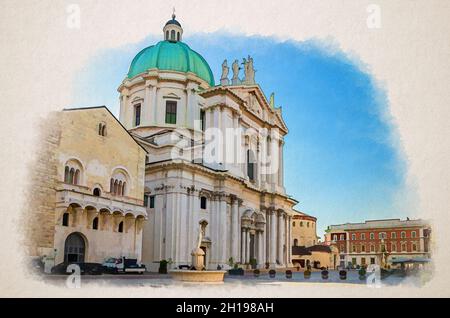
xmin=102 ymin=257 xmax=145 ymax=274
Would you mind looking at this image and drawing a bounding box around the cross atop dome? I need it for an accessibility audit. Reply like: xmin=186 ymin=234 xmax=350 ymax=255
xmin=163 ymin=9 xmax=183 ymax=42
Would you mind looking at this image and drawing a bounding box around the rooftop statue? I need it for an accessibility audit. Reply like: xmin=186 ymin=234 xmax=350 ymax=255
xmin=242 ymin=55 xmax=255 ymax=85
xmin=231 ymin=59 xmax=241 ymax=85
xmin=220 ymin=59 xmax=230 ymax=86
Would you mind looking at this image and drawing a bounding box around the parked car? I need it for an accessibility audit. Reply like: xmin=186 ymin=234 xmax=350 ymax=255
xmin=102 ymin=257 xmax=146 ymax=274
xmin=51 ymin=262 xmax=105 ymax=275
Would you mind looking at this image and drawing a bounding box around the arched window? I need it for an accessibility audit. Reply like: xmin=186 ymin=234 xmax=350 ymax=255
xmin=351 ymin=234 xmax=356 ymax=240
xmin=114 ymin=180 xmax=118 ymax=195
xmin=307 ymin=222 xmax=310 ymax=228
xmin=177 ymin=32 xmax=180 ymax=41
xmin=300 ymin=222 xmax=303 ymax=227
xmin=64 ymin=159 xmax=83 ymax=185
xmin=93 ymin=188 xmax=101 ymax=196
xmin=62 ymin=213 xmax=69 ymax=226
xmin=134 ymin=104 xmax=141 ymax=126
xmin=370 ymin=233 xmax=375 ymax=240
xmin=200 ymin=196 xmax=207 ymax=209
xmin=170 ymin=30 xmax=175 ymax=41
xmin=293 ymin=222 xmax=296 ymax=227
xmin=411 ymin=231 xmax=417 ymax=238
xmin=391 ymin=242 xmax=397 ymax=252
xmin=401 ymin=231 xmax=406 ymax=239
xmin=92 ymin=217 xmax=98 ymax=230
xmin=340 ymin=234 xmax=344 ymax=240
xmin=391 ymin=232 xmax=397 ymax=239
xmin=64 ymin=166 xmax=70 ymax=183
xmin=165 ymin=30 xmax=169 ymax=40
xmin=74 ymin=169 xmax=80 ymax=185
xmin=110 ymin=170 xmax=129 ymax=197
xmin=98 ymin=123 xmax=107 ymax=136
xmin=69 ymin=168 xmax=75 ymax=184
xmin=118 ymin=221 xmax=124 ymax=233
xmin=294 ymin=239 xmax=298 ymax=246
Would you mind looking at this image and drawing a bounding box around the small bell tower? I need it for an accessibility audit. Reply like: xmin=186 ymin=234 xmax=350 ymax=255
xmin=163 ymin=9 xmax=183 ymax=42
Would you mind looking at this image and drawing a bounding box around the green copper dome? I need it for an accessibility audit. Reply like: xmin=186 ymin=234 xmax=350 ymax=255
xmin=127 ymin=40 xmax=215 ymax=86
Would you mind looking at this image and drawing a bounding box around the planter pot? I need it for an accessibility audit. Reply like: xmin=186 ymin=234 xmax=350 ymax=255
xmin=321 ymin=270 xmax=329 ymax=280
xmin=269 ymin=270 xmax=276 ymax=278
xmin=228 ymin=268 xmax=244 ymax=276
xmin=285 ymin=270 xmax=292 ymax=279
xmin=253 ymin=270 xmax=260 ymax=278
xmin=304 ymin=271 xmax=311 ymax=279
xmin=339 ymin=270 xmax=347 ymax=280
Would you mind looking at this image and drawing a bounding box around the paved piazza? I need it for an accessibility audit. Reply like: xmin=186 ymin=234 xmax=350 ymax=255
xmin=42 ymin=270 xmax=429 ymax=288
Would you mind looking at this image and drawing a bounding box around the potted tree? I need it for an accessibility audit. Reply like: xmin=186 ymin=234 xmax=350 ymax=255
xmin=253 ymin=269 xmax=260 ymax=278
xmin=269 ymin=269 xmax=276 ymax=278
xmin=158 ymin=259 xmax=168 ymax=274
xmin=304 ymin=265 xmax=311 ymax=279
xmin=228 ymin=263 xmax=244 ymax=276
xmin=250 ymin=258 xmax=257 ymax=270
xmin=285 ymin=270 xmax=292 ymax=279
xmin=358 ymin=266 xmax=367 ymax=280
xmin=321 ymin=269 xmax=329 ymax=280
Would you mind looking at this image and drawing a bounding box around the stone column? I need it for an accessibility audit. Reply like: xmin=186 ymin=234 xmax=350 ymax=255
xmin=152 ymin=86 xmax=158 ymax=125
xmin=220 ymin=107 xmax=227 ymax=169
xmin=144 ymin=83 xmax=151 ymax=125
xmin=185 ymin=87 xmax=191 ymax=127
xmin=231 ymin=196 xmax=240 ymax=261
xmin=270 ymin=210 xmax=277 ymax=265
xmin=288 ymin=215 xmax=292 ymax=265
xmin=277 ymin=211 xmax=283 ymax=265
xmin=246 ymin=229 xmax=250 ymax=264
xmin=219 ymin=195 xmax=227 ymax=264
xmin=241 ymin=228 xmax=246 ymax=263
xmin=418 ymin=228 xmax=423 ymax=252
xmin=258 ymin=231 xmax=264 ymax=268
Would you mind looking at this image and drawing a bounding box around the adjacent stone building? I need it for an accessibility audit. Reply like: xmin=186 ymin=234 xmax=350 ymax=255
xmin=26 ymin=107 xmax=147 ymax=265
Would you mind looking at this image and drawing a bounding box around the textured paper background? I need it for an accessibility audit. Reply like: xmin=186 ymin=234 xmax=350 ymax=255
xmin=0 ymin=0 xmax=449 ymax=297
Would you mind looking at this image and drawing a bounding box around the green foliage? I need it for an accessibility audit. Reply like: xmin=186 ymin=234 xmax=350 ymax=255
xmin=158 ymin=259 xmax=169 ymax=274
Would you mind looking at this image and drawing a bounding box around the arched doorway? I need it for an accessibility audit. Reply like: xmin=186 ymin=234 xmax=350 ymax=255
xmin=64 ymin=233 xmax=86 ymax=263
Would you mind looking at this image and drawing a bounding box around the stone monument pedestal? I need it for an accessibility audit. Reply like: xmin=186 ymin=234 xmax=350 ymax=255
xmin=191 ymin=247 xmax=205 ymax=270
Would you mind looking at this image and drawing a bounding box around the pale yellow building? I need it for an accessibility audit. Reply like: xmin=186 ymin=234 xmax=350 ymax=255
xmin=26 ymin=107 xmax=147 ymax=265
xmin=290 ymin=211 xmax=338 ymax=269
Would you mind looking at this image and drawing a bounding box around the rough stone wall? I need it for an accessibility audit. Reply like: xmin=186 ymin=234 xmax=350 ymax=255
xmin=23 ymin=112 xmax=61 ymax=257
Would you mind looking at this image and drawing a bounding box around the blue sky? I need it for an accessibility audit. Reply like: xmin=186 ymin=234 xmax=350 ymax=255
xmin=71 ymin=32 xmax=415 ymax=238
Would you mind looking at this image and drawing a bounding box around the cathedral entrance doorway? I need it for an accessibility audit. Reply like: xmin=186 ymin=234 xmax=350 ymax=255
xmin=64 ymin=232 xmax=86 ymax=263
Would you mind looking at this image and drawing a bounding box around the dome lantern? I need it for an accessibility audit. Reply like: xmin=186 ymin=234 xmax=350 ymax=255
xmin=163 ymin=9 xmax=183 ymax=42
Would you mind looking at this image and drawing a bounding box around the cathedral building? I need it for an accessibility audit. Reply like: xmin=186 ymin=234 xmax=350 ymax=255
xmin=27 ymin=13 xmax=305 ymax=271
xmin=119 ymin=14 xmax=298 ymax=270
